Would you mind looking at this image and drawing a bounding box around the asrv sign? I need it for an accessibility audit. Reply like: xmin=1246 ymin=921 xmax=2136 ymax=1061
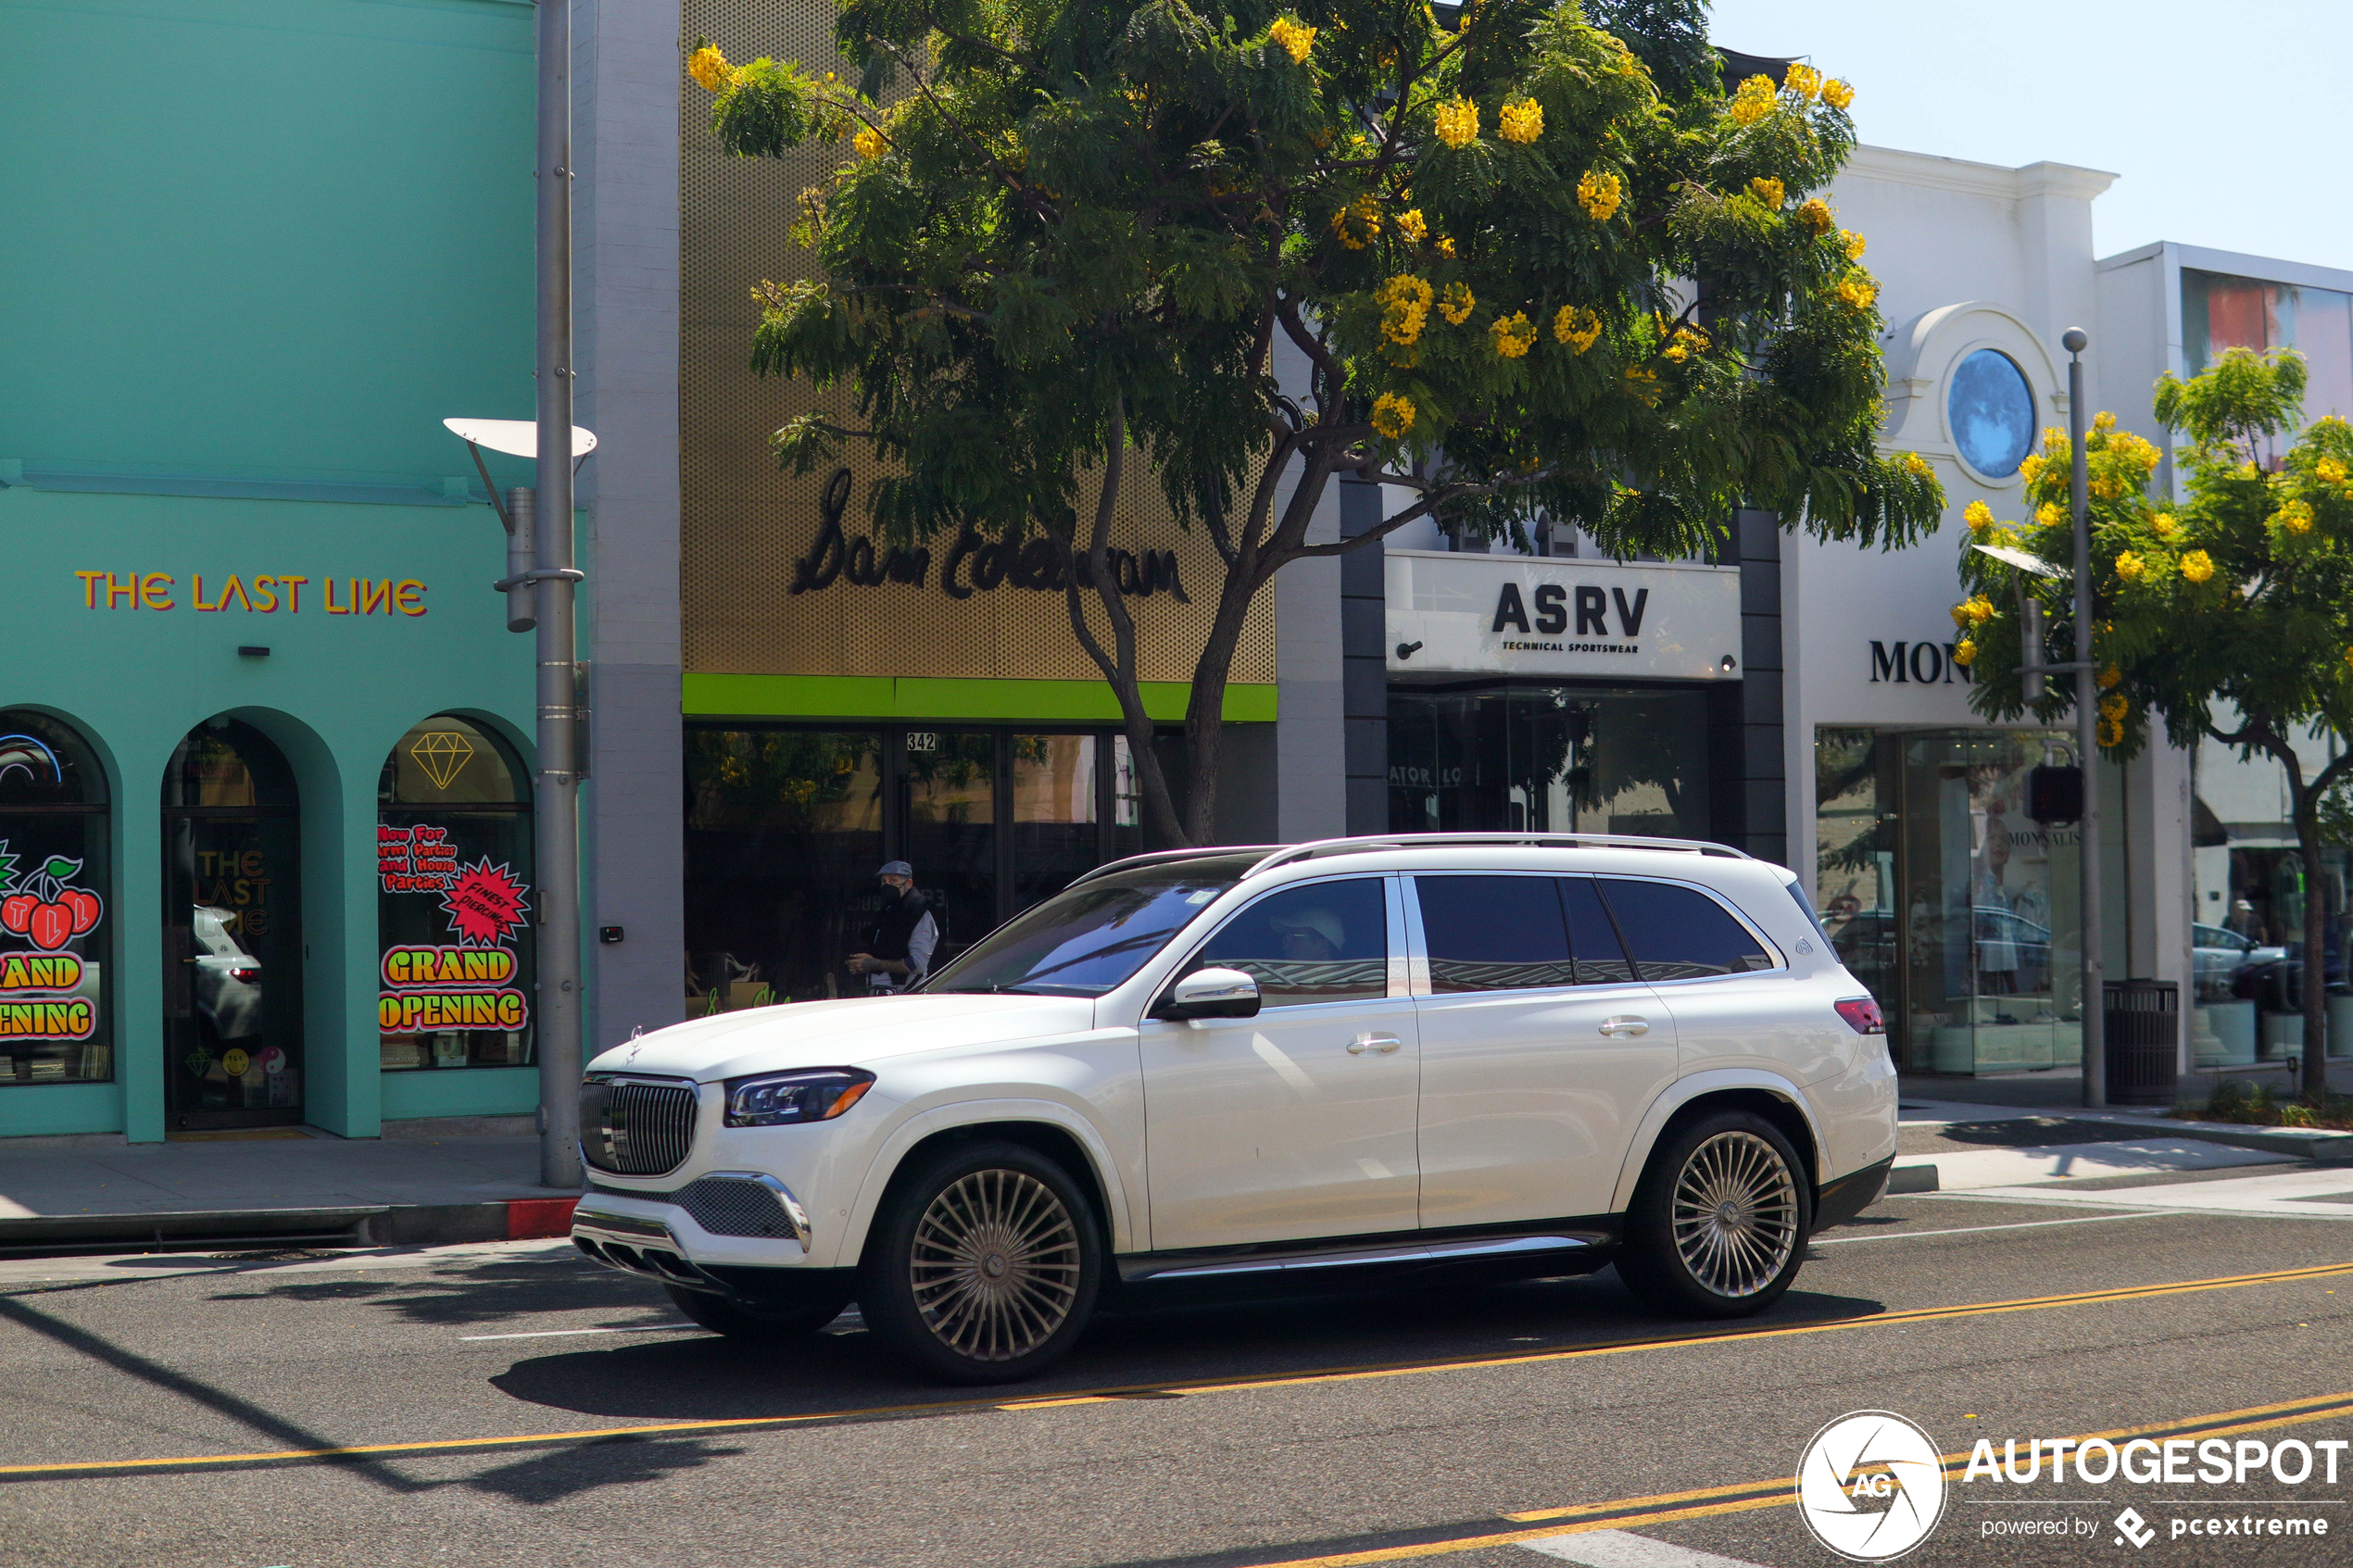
xmin=1384 ymin=550 xmax=1742 ymax=680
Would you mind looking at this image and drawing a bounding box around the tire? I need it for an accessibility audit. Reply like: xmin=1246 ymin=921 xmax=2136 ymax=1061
xmin=858 ymin=1139 xmax=1102 ymax=1385
xmin=664 ymin=1284 xmax=849 ymax=1338
xmin=1616 ymin=1110 xmax=1811 ymax=1319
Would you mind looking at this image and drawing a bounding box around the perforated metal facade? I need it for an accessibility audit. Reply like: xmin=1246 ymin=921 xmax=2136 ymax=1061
xmin=677 ymin=0 xmax=1274 ymax=687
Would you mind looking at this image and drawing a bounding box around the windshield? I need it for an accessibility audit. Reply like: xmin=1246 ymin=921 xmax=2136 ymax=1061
xmin=924 ymin=854 xmax=1259 ymax=997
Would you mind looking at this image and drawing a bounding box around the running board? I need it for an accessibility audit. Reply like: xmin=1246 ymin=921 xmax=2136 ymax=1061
xmin=1117 ymin=1231 xmax=1604 ymax=1285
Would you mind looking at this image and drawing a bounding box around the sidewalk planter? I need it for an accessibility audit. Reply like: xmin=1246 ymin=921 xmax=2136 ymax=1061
xmin=2259 ymin=1011 xmax=2305 ymax=1062
xmin=2328 ymin=995 xmax=2353 ymax=1060
xmin=2194 ymin=999 xmax=2259 ymax=1067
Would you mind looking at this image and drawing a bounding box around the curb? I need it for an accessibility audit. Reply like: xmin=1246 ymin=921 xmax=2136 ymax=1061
xmin=0 ymin=1198 xmax=578 ymax=1260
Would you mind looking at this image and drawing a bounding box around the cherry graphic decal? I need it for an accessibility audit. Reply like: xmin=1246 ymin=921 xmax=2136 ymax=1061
xmin=0 ymin=852 xmax=104 ymax=952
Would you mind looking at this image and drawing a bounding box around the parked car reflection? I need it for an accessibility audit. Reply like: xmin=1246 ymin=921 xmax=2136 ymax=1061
xmin=191 ymin=905 xmax=262 ymax=1040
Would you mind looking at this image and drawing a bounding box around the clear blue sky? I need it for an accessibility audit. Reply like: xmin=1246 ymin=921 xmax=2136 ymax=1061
xmin=1706 ymin=0 xmax=2351 ymax=271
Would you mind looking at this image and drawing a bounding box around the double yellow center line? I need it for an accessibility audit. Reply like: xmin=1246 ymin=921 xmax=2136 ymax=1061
xmin=2 ymin=1259 xmax=2345 ymax=1480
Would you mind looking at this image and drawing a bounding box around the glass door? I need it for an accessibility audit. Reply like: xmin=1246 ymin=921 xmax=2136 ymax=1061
xmin=901 ymin=730 xmax=997 ymax=969
xmin=162 ymin=721 xmax=303 ymax=1130
xmin=1009 ymin=734 xmax=1101 ymax=913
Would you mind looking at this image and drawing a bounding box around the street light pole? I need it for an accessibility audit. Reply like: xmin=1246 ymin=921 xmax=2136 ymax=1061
xmin=533 ymin=0 xmax=583 ymax=1188
xmin=2065 ymin=326 xmax=2106 ymax=1109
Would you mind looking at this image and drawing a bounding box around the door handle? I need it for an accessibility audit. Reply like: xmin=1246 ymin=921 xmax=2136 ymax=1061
xmin=1348 ymin=1034 xmax=1403 ymax=1055
xmin=1598 ymin=1015 xmax=1650 ymax=1037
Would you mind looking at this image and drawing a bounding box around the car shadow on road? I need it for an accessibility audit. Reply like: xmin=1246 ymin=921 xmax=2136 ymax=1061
xmin=486 ymin=1269 xmax=1889 ymax=1423
xmin=205 ymin=1261 xmax=675 ymax=1328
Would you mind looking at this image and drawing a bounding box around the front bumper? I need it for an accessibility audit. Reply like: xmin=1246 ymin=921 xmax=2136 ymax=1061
xmin=573 ymin=1170 xmax=817 ymax=1291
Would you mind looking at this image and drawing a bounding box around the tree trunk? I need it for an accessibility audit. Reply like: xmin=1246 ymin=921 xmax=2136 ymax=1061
xmin=2291 ymin=789 xmax=2331 ymax=1101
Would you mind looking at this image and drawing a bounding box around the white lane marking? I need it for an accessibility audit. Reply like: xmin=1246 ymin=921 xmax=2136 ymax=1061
xmin=1521 ymin=1527 xmax=1774 ymax=1568
xmin=1814 ymin=1210 xmax=2188 ymax=1245
xmin=459 ymin=1323 xmax=694 ymax=1341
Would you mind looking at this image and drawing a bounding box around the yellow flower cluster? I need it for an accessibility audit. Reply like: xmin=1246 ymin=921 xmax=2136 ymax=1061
xmin=2035 ymin=503 xmax=2065 ymax=529
xmin=1499 ymin=99 xmax=1543 ymax=144
xmin=1624 ymin=365 xmax=1658 ymax=402
xmin=1268 ymin=17 xmax=1316 ymax=63
xmin=1554 ymin=305 xmax=1602 ymax=352
xmin=853 ymin=126 xmax=887 ymax=159
xmin=1797 ymin=198 xmax=1833 ymax=236
xmin=687 ymin=44 xmax=735 ymax=93
xmin=1329 ymin=195 xmax=1381 ymax=249
xmin=1822 ymin=79 xmax=1854 ymax=109
xmin=1964 ymin=499 xmax=1994 ymax=532
xmin=1491 ymin=310 xmax=1537 ymax=358
xmin=1436 ymin=235 xmax=1456 ymax=257
xmin=1396 ymin=208 xmax=1428 ymax=244
xmin=1658 ymin=324 xmax=1707 ymax=363
xmin=2319 ymin=456 xmax=2350 ymax=485
xmin=1728 ymin=75 xmax=1776 ymax=126
xmin=2097 ymin=664 xmax=2122 ymax=690
xmin=2098 ymin=718 xmax=2124 ymax=749
xmin=1783 ymin=63 xmax=1821 ymax=101
xmin=1950 ymin=594 xmax=1995 ymax=629
xmin=1903 ymin=452 xmax=1934 ymax=480
xmin=1434 ymin=96 xmax=1480 ymax=149
xmin=1746 ymin=176 xmax=1785 ymax=208
xmin=2180 ymin=549 xmax=2215 ymax=583
xmin=2275 ymin=498 xmax=2316 ymax=534
xmin=1439 ymin=282 xmax=1476 ymax=325
xmin=2090 ymin=472 xmax=2122 ymax=502
xmin=2113 ymin=550 xmax=2145 ymax=582
xmin=1378 ymin=274 xmax=1434 ymax=345
xmin=2106 ymin=429 xmax=2162 ymax=472
xmin=1578 ymin=169 xmax=1623 ymax=221
xmin=2151 ymin=513 xmax=2178 ymax=539
xmin=2098 ymin=692 xmax=2129 ymax=723
xmin=1841 ymin=230 xmax=1867 ymax=261
xmin=1371 ymin=392 xmax=1416 ymax=439
xmin=1835 ymin=272 xmax=1877 ymax=311
xmin=1952 ymin=638 xmax=1977 ymax=667
xmin=2020 ymin=453 xmax=2045 ymax=485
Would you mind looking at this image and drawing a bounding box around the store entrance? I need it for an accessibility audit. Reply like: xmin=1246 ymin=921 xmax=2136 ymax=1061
xmin=683 ymin=726 xmax=1152 ymax=1013
xmin=162 ymin=720 xmax=304 ymax=1130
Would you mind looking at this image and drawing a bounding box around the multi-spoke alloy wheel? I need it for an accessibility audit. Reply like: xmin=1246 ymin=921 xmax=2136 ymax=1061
xmin=909 ymin=1168 xmax=1083 ymax=1361
xmin=1617 ymin=1110 xmax=1811 ymax=1319
xmin=1667 ymin=1130 xmax=1798 ymax=1298
xmin=862 ymin=1141 xmax=1102 ymax=1384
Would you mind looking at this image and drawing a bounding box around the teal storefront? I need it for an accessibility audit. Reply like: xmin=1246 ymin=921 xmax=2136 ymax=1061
xmin=0 ymin=0 xmax=544 ymax=1141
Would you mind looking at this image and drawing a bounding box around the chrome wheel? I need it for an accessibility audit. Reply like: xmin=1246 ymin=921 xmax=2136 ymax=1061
xmin=908 ymin=1167 xmax=1083 ymax=1362
xmin=1669 ymin=1130 xmax=1798 ymax=1298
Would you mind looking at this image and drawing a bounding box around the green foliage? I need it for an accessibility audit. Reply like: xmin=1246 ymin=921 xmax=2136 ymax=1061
xmin=1957 ymin=349 xmax=2353 ymax=768
xmin=689 ymin=3 xmax=1937 ymax=559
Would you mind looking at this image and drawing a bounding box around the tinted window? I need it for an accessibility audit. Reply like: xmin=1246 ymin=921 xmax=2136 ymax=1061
xmin=1596 ymin=879 xmax=1776 ymax=981
xmin=925 ymin=855 xmax=1257 ymax=996
xmin=1198 ymin=879 xmax=1388 ymax=1008
xmin=1416 ymin=877 xmax=1575 ymax=992
xmin=1559 ymin=877 xmax=1636 ymax=985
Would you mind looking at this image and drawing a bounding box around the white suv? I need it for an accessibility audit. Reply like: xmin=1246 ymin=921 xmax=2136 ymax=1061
xmin=572 ymin=834 xmax=1896 ymax=1383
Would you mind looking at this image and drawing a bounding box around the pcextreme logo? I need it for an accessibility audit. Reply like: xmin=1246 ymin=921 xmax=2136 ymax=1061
xmin=1795 ymin=1411 xmax=1949 ymax=1561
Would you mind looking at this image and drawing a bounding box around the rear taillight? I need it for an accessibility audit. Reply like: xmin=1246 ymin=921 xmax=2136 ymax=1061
xmin=1834 ymin=997 xmax=1884 ymax=1035
xmin=230 ymin=967 xmax=260 ymax=984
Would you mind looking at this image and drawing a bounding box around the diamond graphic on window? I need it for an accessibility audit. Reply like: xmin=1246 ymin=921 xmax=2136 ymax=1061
xmin=409 ymin=732 xmax=475 ymax=791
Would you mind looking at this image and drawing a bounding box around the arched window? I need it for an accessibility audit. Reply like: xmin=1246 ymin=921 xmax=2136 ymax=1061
xmin=377 ymin=717 xmax=535 ymax=1073
xmin=0 ymin=712 xmax=110 ymax=1086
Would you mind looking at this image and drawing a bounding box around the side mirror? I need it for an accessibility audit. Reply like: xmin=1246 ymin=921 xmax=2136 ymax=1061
xmin=1155 ymin=966 xmax=1261 ymax=1021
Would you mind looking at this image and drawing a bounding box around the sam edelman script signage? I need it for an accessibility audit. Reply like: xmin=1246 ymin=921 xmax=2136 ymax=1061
xmin=1383 ymin=551 xmax=1741 ymax=681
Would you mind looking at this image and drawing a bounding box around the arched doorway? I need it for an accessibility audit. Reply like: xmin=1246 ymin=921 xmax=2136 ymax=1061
xmin=163 ymin=719 xmax=302 ymax=1130
xmin=0 ymin=711 xmax=112 ymax=1088
xmin=375 ymin=716 xmax=535 ymax=1075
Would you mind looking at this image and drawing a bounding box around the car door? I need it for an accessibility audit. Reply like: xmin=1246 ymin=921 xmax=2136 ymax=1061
xmin=1410 ymin=873 xmax=1680 ymax=1227
xmin=1138 ymin=874 xmax=1420 ymax=1249
xmin=1596 ymin=876 xmax=1843 ymax=1086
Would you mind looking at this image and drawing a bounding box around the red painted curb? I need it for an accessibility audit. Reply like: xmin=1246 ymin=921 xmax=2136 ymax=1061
xmin=506 ymin=1198 xmax=580 ymax=1240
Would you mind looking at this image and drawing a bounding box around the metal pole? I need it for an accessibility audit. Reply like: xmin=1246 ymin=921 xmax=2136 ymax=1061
xmin=534 ymin=0 xmax=583 ymax=1188
xmin=2066 ymin=327 xmax=2105 ymax=1108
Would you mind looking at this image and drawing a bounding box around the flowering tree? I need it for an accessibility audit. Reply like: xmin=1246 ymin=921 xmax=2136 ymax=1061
xmin=1954 ymin=349 xmax=2353 ymax=1098
xmin=687 ymin=2 xmax=1944 ymax=845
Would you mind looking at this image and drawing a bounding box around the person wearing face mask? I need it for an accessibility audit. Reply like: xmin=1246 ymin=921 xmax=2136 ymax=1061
xmin=848 ymin=861 xmax=938 ymax=993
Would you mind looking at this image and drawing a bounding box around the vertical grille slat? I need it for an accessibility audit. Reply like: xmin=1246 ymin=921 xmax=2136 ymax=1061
xmin=579 ymin=1076 xmax=698 ymax=1175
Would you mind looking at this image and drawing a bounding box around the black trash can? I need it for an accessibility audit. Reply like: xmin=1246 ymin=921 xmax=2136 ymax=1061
xmin=2104 ymin=979 xmax=2180 ymax=1106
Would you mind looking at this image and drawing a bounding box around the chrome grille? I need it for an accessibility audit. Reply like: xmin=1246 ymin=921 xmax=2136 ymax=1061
xmin=676 ymin=1175 xmax=798 ymax=1239
xmin=580 ymin=1076 xmax=698 ymax=1175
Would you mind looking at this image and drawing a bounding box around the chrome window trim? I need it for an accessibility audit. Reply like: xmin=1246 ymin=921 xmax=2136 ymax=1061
xmin=1586 ymin=872 xmax=1790 ymax=984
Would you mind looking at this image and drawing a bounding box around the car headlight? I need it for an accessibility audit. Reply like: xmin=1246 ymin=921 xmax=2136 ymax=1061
xmin=722 ymin=1068 xmax=875 ymax=1128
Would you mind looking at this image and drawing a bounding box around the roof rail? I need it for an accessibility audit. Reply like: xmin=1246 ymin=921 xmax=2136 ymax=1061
xmin=1242 ymin=832 xmax=1754 ymax=879
xmin=1063 ymin=845 xmax=1284 ymax=890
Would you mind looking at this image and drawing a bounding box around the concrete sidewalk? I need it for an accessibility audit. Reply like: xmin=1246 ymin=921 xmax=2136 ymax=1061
xmin=0 ymin=1130 xmax=577 ymax=1255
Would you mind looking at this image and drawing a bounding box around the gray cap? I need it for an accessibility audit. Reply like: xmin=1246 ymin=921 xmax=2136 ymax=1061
xmin=877 ymin=860 xmax=913 ymax=878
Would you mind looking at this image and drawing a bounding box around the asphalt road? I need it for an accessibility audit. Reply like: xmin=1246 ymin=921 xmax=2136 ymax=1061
xmin=3 ymin=1173 xmax=2350 ymax=1568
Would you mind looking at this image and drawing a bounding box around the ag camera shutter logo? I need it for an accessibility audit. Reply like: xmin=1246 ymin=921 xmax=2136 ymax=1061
xmin=1795 ymin=1411 xmax=1949 ymax=1561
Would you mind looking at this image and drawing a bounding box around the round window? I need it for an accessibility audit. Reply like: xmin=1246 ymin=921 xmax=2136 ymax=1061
xmin=1946 ymin=349 xmax=2036 ymax=479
